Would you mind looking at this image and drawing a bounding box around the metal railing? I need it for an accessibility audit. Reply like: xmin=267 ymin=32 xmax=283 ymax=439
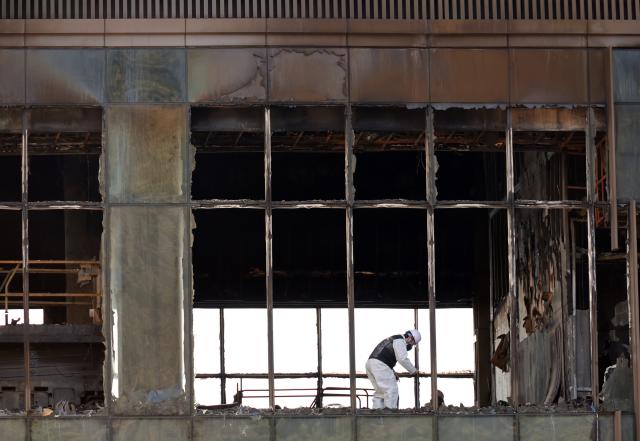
xmin=1 ymin=0 xmax=637 ymax=20
xmin=0 ymin=260 xmax=102 ymax=326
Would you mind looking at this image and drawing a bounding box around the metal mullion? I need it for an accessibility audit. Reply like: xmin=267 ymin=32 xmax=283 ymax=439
xmin=265 ymin=107 xmax=275 ymax=410
xmin=220 ymin=308 xmax=226 ymax=403
xmin=606 ymin=47 xmax=619 ymax=250
xmin=424 ymin=107 xmax=438 ymax=417
xmin=316 ymin=307 xmax=323 ymax=408
xmin=345 ymin=105 xmax=357 ymax=413
xmin=413 ymin=307 xmax=420 ymax=409
xmin=586 ymin=107 xmax=599 ymax=407
xmin=22 ymin=109 xmax=31 ymax=413
xmin=628 ymin=201 xmax=640 ymax=441
xmin=506 ymin=108 xmax=519 ymax=407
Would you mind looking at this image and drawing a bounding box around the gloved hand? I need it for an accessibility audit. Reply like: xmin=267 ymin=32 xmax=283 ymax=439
xmin=394 ymin=371 xmax=399 ymax=381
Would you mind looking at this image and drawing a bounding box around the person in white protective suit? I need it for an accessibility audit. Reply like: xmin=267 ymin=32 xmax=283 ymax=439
xmin=365 ymin=329 xmax=421 ymax=409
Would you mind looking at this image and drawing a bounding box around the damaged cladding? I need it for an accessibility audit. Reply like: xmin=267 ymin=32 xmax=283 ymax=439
xmin=0 ymin=40 xmax=639 ymax=441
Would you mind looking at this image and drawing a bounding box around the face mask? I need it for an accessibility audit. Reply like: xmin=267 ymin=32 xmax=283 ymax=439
xmin=406 ymin=344 xmax=413 ymax=351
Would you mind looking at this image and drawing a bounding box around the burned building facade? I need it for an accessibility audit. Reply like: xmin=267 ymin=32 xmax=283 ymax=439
xmin=1 ymin=1 xmax=640 ymax=440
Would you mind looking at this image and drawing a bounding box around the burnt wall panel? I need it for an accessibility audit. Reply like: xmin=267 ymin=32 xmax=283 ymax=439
xmin=276 ymin=417 xmax=351 ymax=441
xmin=187 ymin=48 xmax=266 ymax=103
xmin=109 ymin=206 xmax=189 ymax=415
xmin=615 ymin=104 xmax=640 ymax=201
xmin=614 ymin=49 xmax=640 ymax=102
xmin=193 ymin=418 xmax=271 ymax=441
xmin=430 ymin=49 xmax=508 ymax=103
xmin=107 ymin=49 xmax=186 ymax=103
xmin=269 ymin=48 xmax=347 ymax=102
xmin=26 ymin=49 xmax=104 ymax=104
xmin=357 ymin=416 xmax=434 ymax=441
xmin=0 ymin=50 xmax=24 ymax=104
xmin=519 ymin=415 xmax=596 ymax=441
xmin=106 ymin=105 xmax=187 ymax=203
xmin=31 ymin=419 xmax=108 ymax=441
xmin=112 ymin=419 xmax=190 ymax=441
xmin=439 ymin=416 xmax=514 ymax=441
xmin=589 ymin=48 xmax=607 ymax=105
xmin=510 ymin=49 xmax=588 ymax=104
xmin=349 ymin=48 xmax=428 ymax=103
xmin=0 ymin=419 xmax=26 ymax=441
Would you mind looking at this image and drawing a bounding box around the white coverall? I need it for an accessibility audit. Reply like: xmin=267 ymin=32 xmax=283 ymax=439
xmin=365 ymin=338 xmax=417 ymax=409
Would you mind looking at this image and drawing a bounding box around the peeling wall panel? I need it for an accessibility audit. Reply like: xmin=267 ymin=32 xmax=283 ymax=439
xmin=510 ymin=49 xmax=588 ymax=104
xmin=31 ymin=418 xmax=108 ymax=441
xmin=269 ymin=48 xmax=347 ymax=102
xmin=0 ymin=418 xmax=26 ymax=441
xmin=26 ymin=49 xmax=104 ymax=104
xmin=615 ymin=105 xmax=640 ymax=202
xmin=519 ymin=415 xmax=596 ymax=441
xmin=276 ymin=417 xmax=351 ymax=441
xmin=109 ymin=206 xmax=189 ymax=415
xmin=439 ymin=416 xmax=514 ymax=441
xmin=106 ymin=105 xmax=187 ymax=203
xmin=349 ymin=48 xmax=428 ymax=103
xmin=193 ymin=417 xmax=271 ymax=441
xmin=107 ymin=49 xmax=186 ymax=103
xmin=187 ymin=48 xmax=266 ymax=103
xmin=430 ymin=49 xmax=508 ymax=103
xmin=357 ymin=416 xmax=434 ymax=441
xmin=0 ymin=50 xmax=25 ymax=104
xmin=614 ymin=49 xmax=640 ymax=103
xmin=112 ymin=419 xmax=190 ymax=441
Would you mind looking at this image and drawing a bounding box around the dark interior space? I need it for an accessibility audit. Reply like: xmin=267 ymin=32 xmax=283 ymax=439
xmin=193 ymin=209 xmax=265 ymax=307
xmin=271 ymin=106 xmax=345 ymax=201
xmin=435 ymin=209 xmax=489 ymax=307
xmin=513 ymin=131 xmax=593 ymax=201
xmin=0 ymin=343 xmax=24 ymax=411
xmin=435 ymin=108 xmax=506 ymax=201
xmin=353 ymin=106 xmax=426 ymax=200
xmin=272 ymin=209 xmax=346 ymax=304
xmin=191 ymin=107 xmax=265 ymax=200
xmin=0 ymin=211 xmax=23 ymax=310
xmin=0 ymin=132 xmax=20 ymax=202
xmin=353 ymin=209 xmax=427 ymax=305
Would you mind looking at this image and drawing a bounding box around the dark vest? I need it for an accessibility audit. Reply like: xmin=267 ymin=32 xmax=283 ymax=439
xmin=369 ymin=335 xmax=404 ymax=369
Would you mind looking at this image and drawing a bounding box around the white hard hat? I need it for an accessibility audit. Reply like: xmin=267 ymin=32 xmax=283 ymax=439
xmin=408 ymin=329 xmax=422 ymax=345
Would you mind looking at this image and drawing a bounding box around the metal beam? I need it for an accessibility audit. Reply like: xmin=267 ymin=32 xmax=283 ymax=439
xmin=606 ymin=47 xmax=619 ymax=250
xmin=21 ymin=109 xmax=31 ymax=412
xmin=345 ymin=105 xmax=357 ymax=413
xmin=506 ymin=108 xmax=519 ymax=406
xmin=220 ymin=308 xmax=227 ymax=404
xmin=628 ymin=201 xmax=640 ymax=440
xmin=586 ymin=107 xmax=600 ymax=405
xmin=426 ymin=107 xmax=438 ymax=415
xmin=265 ymin=107 xmax=275 ymax=410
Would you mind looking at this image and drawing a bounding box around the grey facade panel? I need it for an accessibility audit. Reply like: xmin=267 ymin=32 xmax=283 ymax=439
xmin=31 ymin=418 xmax=108 ymax=441
xmin=0 ymin=50 xmax=25 ymax=104
xmin=615 ymin=104 xmax=640 ymax=202
xmin=106 ymin=49 xmax=186 ymax=103
xmin=109 ymin=206 xmax=190 ymax=415
xmin=614 ymin=49 xmax=640 ymax=103
xmin=26 ymin=49 xmax=105 ymax=104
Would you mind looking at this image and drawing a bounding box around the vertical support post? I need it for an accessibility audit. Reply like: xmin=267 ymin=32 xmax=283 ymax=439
xmin=219 ymin=308 xmax=226 ymax=404
xmin=606 ymin=47 xmax=619 ymax=250
xmin=414 ymin=307 xmax=420 ymax=409
xmin=627 ymin=201 xmax=640 ymax=440
xmin=345 ymin=105 xmax=357 ymax=413
xmin=265 ymin=107 xmax=275 ymax=410
xmin=21 ymin=109 xmax=31 ymax=412
xmin=506 ymin=108 xmax=519 ymax=406
xmin=316 ymin=307 xmax=323 ymax=408
xmin=425 ymin=107 xmax=438 ymax=415
xmin=586 ymin=107 xmax=600 ymax=405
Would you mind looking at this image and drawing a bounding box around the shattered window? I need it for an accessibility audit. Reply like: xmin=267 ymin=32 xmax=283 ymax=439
xmin=0 ymin=107 xmax=104 ymax=415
